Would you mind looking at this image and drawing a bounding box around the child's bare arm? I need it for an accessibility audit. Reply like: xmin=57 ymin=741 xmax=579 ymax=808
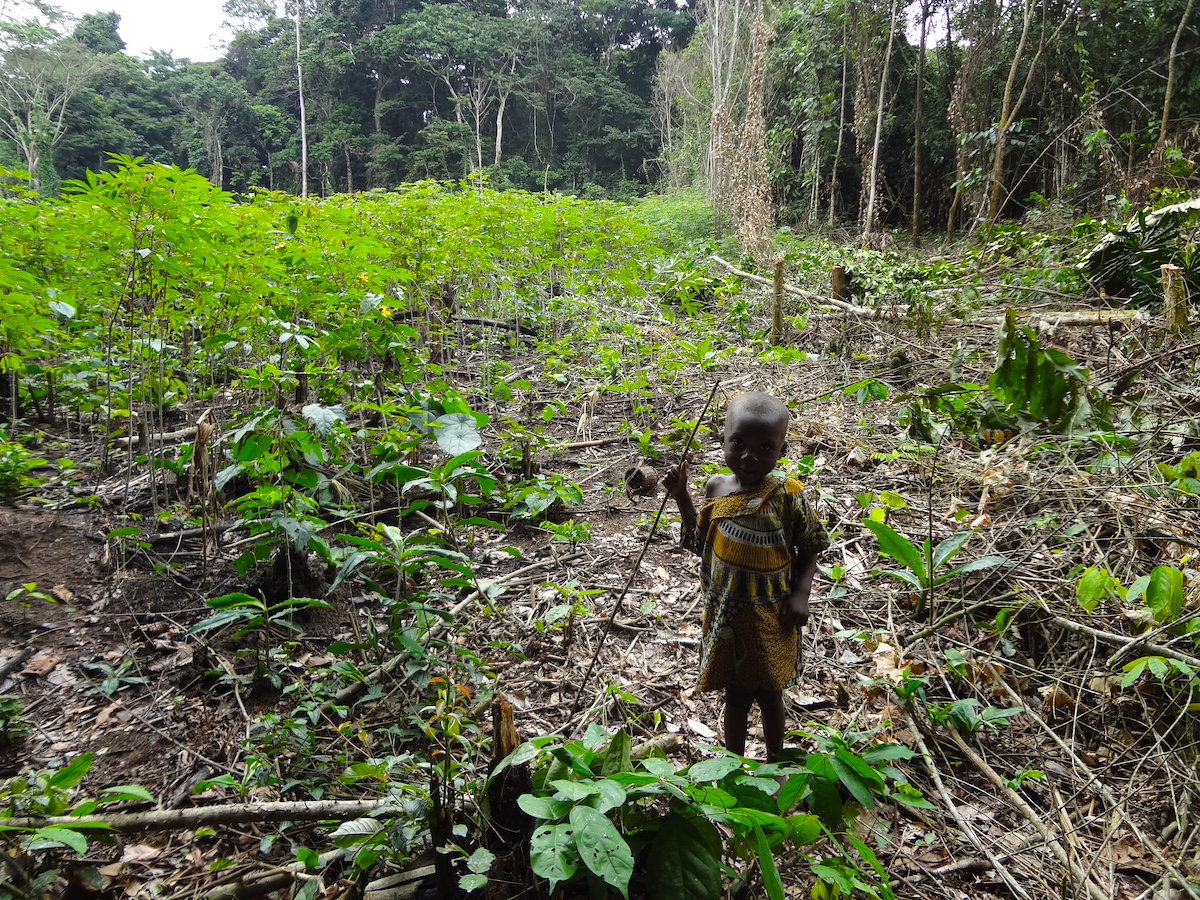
xmin=663 ymin=459 xmax=698 ymax=532
xmin=781 ymin=552 xmax=818 ymax=629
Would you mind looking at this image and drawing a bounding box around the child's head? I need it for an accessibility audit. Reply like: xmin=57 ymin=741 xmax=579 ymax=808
xmin=721 ymin=392 xmax=789 ymax=487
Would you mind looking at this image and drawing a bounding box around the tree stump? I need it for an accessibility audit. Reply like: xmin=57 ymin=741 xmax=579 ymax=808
xmin=1162 ymin=263 xmax=1188 ymax=329
xmin=832 ymin=265 xmax=849 ymax=303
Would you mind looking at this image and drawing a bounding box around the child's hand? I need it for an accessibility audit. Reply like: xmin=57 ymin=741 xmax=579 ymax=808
xmin=780 ymin=590 xmax=810 ymax=629
xmin=663 ymin=460 xmax=689 ymax=499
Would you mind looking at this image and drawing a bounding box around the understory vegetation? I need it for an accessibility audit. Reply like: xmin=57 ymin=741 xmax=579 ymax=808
xmin=2 ymin=158 xmax=1200 ymax=899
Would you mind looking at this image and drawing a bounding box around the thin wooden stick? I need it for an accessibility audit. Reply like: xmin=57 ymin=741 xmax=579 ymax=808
xmin=569 ymin=380 xmax=721 ymax=716
xmin=945 ymin=726 xmax=1111 ymax=900
xmin=901 ymin=706 xmax=1033 ymax=900
xmin=986 ymin=664 xmax=1200 ymax=900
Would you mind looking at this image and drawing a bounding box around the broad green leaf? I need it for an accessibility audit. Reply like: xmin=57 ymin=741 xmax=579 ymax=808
xmin=551 ymin=779 xmax=600 ymax=802
xmin=590 ymin=779 xmax=627 ymax=814
xmin=883 ymin=569 xmax=924 ymax=590
xmin=98 ymin=785 xmax=155 ymax=804
xmin=1127 ymin=575 xmax=1151 ymax=603
xmin=48 ymin=754 xmax=94 ymax=790
xmin=645 ymin=814 xmax=722 ymax=900
xmin=29 ymin=826 xmax=89 ymax=854
xmin=569 ymin=806 xmax=633 ymax=899
xmin=931 ymin=532 xmax=972 ymax=571
xmin=300 ymin=403 xmax=345 ymax=436
xmin=329 ymin=818 xmax=383 ymax=847
xmin=861 ymin=519 xmax=926 ymax=585
xmin=828 ymin=755 xmax=876 ymax=809
xmin=640 ymin=757 xmax=676 ymax=778
xmin=582 ymin=723 xmax=608 ymax=751
xmin=517 ymin=794 xmax=571 ymax=821
xmin=686 ymin=755 xmax=742 ymax=783
xmin=466 ymin=847 xmax=495 ymax=875
xmin=1147 ymin=565 xmax=1184 ymax=623
xmin=434 ymin=413 xmax=481 ymax=455
xmin=937 ymin=555 xmax=1013 ymax=584
xmin=459 ymin=874 xmax=487 ymax=892
xmin=1076 ymin=566 xmax=1116 ymax=613
xmin=530 ymin=823 xmax=578 ymax=892
xmin=860 ymin=743 xmax=915 ymax=765
xmin=600 ymin=730 xmax=632 ymax=776
xmin=786 ymin=813 xmax=823 ymax=845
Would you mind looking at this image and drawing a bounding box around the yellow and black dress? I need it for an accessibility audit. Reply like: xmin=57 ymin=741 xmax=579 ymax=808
xmin=682 ymin=474 xmax=828 ymax=692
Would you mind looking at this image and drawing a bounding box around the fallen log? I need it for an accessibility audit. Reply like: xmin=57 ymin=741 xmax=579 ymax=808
xmin=0 ymin=798 xmax=393 ymax=834
xmin=711 ymin=254 xmax=1152 ymax=329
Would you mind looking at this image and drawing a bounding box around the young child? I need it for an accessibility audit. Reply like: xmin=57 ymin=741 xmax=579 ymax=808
xmin=664 ymin=391 xmax=828 ymax=762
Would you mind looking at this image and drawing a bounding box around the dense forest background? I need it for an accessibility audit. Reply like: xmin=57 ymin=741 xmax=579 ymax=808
xmin=2 ymin=0 xmax=1200 ymax=240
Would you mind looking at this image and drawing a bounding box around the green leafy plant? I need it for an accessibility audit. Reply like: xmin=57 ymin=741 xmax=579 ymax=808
xmin=0 ymin=696 xmax=26 ymax=747
xmin=503 ymin=473 xmax=583 ymax=521
xmin=189 ymin=592 xmax=331 ymax=681
xmin=501 ymin=722 xmax=925 ymax=900
xmin=0 ymin=753 xmax=153 ymax=892
xmin=861 ymin=520 xmax=1011 ymax=617
xmin=539 ymin=518 xmax=592 ymax=549
xmin=927 ymin=699 xmax=1024 ymax=735
xmin=0 ymin=428 xmax=46 ymax=498
xmin=81 ymin=659 xmax=149 ymax=698
xmin=988 ymin=309 xmax=1107 ymax=433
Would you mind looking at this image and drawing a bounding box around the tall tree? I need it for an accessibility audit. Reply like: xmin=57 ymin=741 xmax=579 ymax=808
xmin=861 ymin=0 xmax=899 ymax=236
xmin=1159 ymin=0 xmax=1195 ymax=146
xmin=293 ymin=0 xmax=308 ymax=197
xmin=0 ymin=9 xmax=110 ymax=190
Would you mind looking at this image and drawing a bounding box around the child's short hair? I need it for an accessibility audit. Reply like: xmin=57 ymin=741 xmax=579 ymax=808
xmin=727 ymin=391 xmax=789 ymax=439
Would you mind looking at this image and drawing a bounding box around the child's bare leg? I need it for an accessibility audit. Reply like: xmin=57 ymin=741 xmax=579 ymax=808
xmin=723 ymin=688 xmax=755 ymax=756
xmin=758 ymin=689 xmax=787 ymax=762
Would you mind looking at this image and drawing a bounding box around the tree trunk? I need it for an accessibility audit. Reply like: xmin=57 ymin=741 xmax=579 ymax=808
xmin=345 ymin=144 xmax=352 ymax=193
xmin=1160 ymin=0 xmax=1195 ymax=145
xmin=294 ymin=1 xmax=308 ymax=199
xmin=983 ymin=0 xmax=1033 ymax=230
xmin=984 ymin=0 xmax=1073 ymax=229
xmin=829 ymin=19 xmax=848 ymax=228
xmin=911 ymin=0 xmax=930 ymax=244
xmin=862 ymin=0 xmax=899 ymax=237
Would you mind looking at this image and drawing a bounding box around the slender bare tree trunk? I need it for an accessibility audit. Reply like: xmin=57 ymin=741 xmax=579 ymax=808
xmin=295 ymin=1 xmax=308 ymax=199
xmin=862 ymin=0 xmax=899 ymax=236
xmin=983 ymin=0 xmax=1033 ymax=229
xmin=495 ymin=57 xmax=515 ymax=168
xmin=911 ymin=0 xmax=930 ymax=244
xmin=1160 ymin=0 xmax=1195 ymax=145
xmin=829 ymin=19 xmax=848 ymax=228
xmin=984 ymin=0 xmax=1073 ymax=228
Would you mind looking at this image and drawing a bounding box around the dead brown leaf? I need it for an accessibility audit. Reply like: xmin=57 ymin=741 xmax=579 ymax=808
xmin=22 ymin=653 xmax=61 ymax=677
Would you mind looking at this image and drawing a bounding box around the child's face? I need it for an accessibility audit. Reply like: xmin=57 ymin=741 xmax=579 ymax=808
xmin=721 ymin=411 xmax=787 ymax=488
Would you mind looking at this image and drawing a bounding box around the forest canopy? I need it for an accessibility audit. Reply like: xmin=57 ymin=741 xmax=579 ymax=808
xmin=0 ymin=0 xmax=1198 ymax=231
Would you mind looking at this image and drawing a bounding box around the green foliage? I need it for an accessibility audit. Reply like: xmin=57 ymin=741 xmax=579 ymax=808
xmin=927 ymin=699 xmax=1024 ymax=735
xmin=861 ymin=519 xmax=1011 ymax=615
xmin=1076 ymin=563 xmax=1184 ymax=624
xmin=0 ymin=427 xmax=47 ymax=497
xmin=990 ymin=310 xmax=1105 ymax=433
xmin=0 ymin=695 xmax=26 ymax=746
xmin=1081 ymin=198 xmax=1200 ymax=304
xmin=503 ymin=473 xmax=584 ymax=521
xmin=907 ymin=316 xmax=1106 ymax=444
xmin=189 ymin=592 xmax=331 ymax=683
xmin=503 ymin=723 xmax=923 ymax=899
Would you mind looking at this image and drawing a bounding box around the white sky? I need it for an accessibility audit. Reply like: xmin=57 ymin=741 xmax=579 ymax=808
xmin=51 ymin=0 xmax=234 ymax=61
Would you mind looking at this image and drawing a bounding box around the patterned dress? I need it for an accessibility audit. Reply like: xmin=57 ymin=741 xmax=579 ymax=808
xmin=682 ymin=474 xmax=829 ymax=692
